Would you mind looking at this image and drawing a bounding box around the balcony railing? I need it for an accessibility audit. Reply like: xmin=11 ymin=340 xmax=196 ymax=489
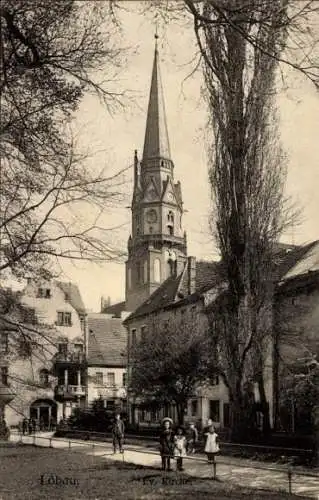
xmin=95 ymin=385 xmax=127 ymax=399
xmin=55 ymin=385 xmax=86 ymax=399
xmin=54 ymin=352 xmax=86 ymax=364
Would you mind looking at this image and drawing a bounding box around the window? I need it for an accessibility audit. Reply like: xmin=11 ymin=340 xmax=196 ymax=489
xmin=128 ymin=268 xmax=132 ymax=290
xmin=131 ymin=329 xmax=137 ymax=346
xmin=154 ymin=259 xmax=161 ymax=283
xmin=144 ymin=260 xmax=148 ymax=284
xmin=1 ymin=366 xmax=8 ymax=385
xmin=210 ymin=400 xmax=220 ymax=422
xmin=122 ymin=372 xmax=127 ymax=387
xmin=141 ymin=326 xmax=147 ymax=342
xmin=74 ymin=343 xmax=83 ymax=353
xmin=22 ymin=307 xmax=37 ymax=325
xmin=136 ymin=262 xmax=141 ymax=284
xmin=57 ymin=311 xmax=72 ymax=326
xmin=167 ymin=211 xmax=174 ymax=223
xmin=191 ymin=399 xmax=198 ymax=417
xmin=95 ymin=372 xmax=103 ymax=385
xmin=167 ymin=225 xmax=174 ymax=236
xmin=107 ymin=399 xmax=115 ymax=411
xmin=37 ymin=288 xmax=51 ymax=298
xmin=211 ymin=375 xmax=219 ymax=386
xmin=58 ymin=343 xmax=68 ymax=356
xmin=149 ymin=226 xmax=153 ymax=234
xmin=0 ymin=332 xmax=8 ymax=353
xmin=39 ymin=369 xmax=49 ymax=386
xmin=107 ymin=372 xmax=115 ymax=386
xmin=64 ymin=293 xmax=69 ymax=301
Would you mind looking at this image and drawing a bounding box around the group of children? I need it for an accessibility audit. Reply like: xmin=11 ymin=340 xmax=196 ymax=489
xmin=159 ymin=417 xmax=219 ymax=471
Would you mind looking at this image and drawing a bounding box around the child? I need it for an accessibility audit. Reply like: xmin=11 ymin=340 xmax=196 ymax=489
xmin=204 ymin=423 xmax=220 ymax=463
xmin=186 ymin=423 xmax=198 ymax=454
xmin=159 ymin=418 xmax=174 ymax=471
xmin=174 ymin=427 xmax=187 ymax=471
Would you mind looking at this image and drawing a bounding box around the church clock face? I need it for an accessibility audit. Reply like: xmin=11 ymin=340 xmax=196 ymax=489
xmin=146 ymin=209 xmax=157 ymax=224
xmin=167 ymin=191 xmax=174 ymax=202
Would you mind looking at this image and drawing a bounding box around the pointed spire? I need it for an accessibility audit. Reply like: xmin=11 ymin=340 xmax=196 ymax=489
xmin=142 ymin=36 xmax=171 ymax=163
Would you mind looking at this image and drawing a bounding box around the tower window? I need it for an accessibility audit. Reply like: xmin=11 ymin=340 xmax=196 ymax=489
xmin=136 ymin=262 xmax=141 ymax=284
xmin=154 ymin=259 xmax=161 ymax=283
xmin=167 ymin=211 xmax=174 ymax=223
xmin=149 ymin=226 xmax=153 ymax=234
xmin=168 ymin=225 xmax=174 ymax=236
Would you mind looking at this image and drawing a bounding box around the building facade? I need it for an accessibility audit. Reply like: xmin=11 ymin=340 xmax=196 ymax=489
xmin=3 ymin=280 xmax=87 ymax=427
xmin=87 ymin=312 xmax=128 ymax=413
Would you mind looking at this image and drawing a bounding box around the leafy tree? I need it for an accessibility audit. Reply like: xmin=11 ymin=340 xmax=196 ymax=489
xmin=129 ymin=311 xmax=213 ymax=425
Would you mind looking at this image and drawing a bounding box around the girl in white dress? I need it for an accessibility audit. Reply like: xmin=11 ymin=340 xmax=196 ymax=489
xmin=204 ymin=424 xmax=220 ymax=463
xmin=174 ymin=427 xmax=187 ymax=471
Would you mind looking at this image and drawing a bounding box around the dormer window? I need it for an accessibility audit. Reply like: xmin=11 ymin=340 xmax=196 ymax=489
xmin=37 ymin=288 xmax=51 ymax=298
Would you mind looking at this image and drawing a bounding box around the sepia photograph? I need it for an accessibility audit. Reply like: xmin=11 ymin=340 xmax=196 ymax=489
xmin=0 ymin=1 xmax=318 ymax=498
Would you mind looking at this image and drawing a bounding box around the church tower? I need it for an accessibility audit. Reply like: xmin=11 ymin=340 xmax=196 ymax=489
xmin=125 ymin=39 xmax=187 ymax=312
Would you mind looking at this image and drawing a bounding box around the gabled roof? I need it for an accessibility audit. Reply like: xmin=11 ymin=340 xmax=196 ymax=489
xmin=87 ymin=314 xmax=127 ymax=367
xmin=274 ymin=241 xmax=319 ymax=282
xmin=124 ymin=260 xmax=223 ymax=324
xmin=124 ymin=273 xmax=184 ymax=323
xmin=55 ymin=281 xmax=86 ymax=314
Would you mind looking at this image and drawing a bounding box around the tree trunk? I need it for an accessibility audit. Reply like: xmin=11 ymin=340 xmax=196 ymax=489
xmin=175 ymin=401 xmax=186 ymax=426
xmin=257 ymin=372 xmax=271 ymax=436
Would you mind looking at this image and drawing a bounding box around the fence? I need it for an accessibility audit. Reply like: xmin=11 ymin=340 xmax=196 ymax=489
xmin=13 ymin=431 xmax=319 ymax=497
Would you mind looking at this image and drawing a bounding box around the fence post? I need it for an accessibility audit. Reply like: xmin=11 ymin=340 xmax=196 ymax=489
xmin=49 ymin=438 xmax=52 ymax=448
xmin=69 ymin=440 xmax=71 ymax=449
xmin=287 ymin=464 xmax=292 ymax=495
xmin=33 ymin=434 xmax=36 ymax=446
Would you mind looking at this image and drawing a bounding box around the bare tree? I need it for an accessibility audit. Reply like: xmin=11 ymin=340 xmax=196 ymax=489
xmin=0 ymin=0 xmax=129 ymax=280
xmin=129 ymin=312 xmax=212 ymax=425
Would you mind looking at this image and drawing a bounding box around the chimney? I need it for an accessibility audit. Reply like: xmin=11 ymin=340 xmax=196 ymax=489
xmin=187 ymin=256 xmax=196 ymax=295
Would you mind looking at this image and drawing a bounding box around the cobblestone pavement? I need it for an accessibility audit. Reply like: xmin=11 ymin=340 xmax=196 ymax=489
xmin=10 ymin=432 xmax=319 ymax=498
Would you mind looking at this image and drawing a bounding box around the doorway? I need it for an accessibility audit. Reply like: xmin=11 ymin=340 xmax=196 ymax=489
xmin=30 ymin=399 xmax=57 ymax=430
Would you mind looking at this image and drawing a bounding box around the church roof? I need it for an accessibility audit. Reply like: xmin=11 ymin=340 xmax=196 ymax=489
xmin=142 ymin=43 xmax=171 ymax=162
xmin=87 ymin=314 xmax=127 ymax=366
xmin=101 ymin=301 xmax=126 ymax=317
xmin=124 ymin=260 xmax=222 ymax=323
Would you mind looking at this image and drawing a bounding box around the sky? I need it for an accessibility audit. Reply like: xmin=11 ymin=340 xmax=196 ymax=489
xmin=40 ymin=3 xmax=319 ymax=312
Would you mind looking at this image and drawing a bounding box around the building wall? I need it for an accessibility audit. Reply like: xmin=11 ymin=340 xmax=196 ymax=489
xmin=21 ymin=281 xmax=84 ymax=340
xmin=4 ymin=280 xmax=86 ymax=426
xmin=87 ymin=366 xmax=127 ymax=413
xmin=274 ymin=283 xmax=319 ymax=431
xmin=126 ymin=296 xmax=230 ymax=427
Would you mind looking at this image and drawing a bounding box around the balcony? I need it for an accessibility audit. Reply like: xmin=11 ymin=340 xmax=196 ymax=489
xmin=53 ymin=351 xmax=86 ymax=366
xmin=54 ymin=384 xmax=86 ymax=401
xmin=95 ymin=385 xmax=127 ymax=400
